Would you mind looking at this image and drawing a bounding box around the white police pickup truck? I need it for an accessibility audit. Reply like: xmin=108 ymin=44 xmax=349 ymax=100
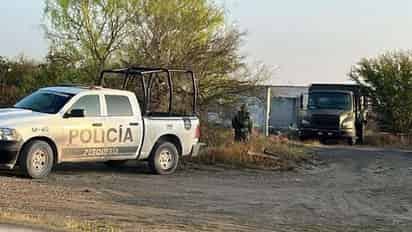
xmin=0 ymin=67 xmax=201 ymax=178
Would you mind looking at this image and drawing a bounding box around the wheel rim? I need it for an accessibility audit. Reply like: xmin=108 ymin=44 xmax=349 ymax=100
xmin=31 ymin=148 xmax=48 ymax=172
xmin=158 ymin=149 xmax=174 ymax=170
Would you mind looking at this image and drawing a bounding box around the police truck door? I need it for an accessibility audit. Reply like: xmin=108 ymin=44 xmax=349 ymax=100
xmin=61 ymin=94 xmax=106 ymax=161
xmin=102 ymin=94 xmax=143 ymax=159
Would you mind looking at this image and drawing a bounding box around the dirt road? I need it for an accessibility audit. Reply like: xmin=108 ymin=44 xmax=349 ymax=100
xmin=0 ymin=145 xmax=412 ymax=231
xmin=0 ymin=224 xmax=43 ymax=232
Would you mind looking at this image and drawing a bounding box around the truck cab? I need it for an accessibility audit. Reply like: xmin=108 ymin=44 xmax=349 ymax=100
xmin=298 ymin=84 xmax=367 ymax=145
xmin=0 ymin=67 xmax=201 ymax=178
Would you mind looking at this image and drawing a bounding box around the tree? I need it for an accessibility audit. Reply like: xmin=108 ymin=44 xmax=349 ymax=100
xmin=0 ymin=54 xmax=84 ymax=107
xmin=0 ymin=56 xmax=9 ymax=102
xmin=0 ymin=56 xmax=40 ymax=106
xmin=350 ymin=51 xmax=412 ymax=133
xmin=44 ymin=0 xmax=270 ymax=108
xmin=123 ymin=0 xmax=266 ymax=107
xmin=44 ymin=0 xmax=138 ymax=82
xmin=0 ymin=56 xmax=8 ymax=86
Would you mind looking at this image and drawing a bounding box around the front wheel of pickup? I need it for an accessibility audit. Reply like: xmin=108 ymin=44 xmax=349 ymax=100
xmin=149 ymin=142 xmax=179 ymax=175
xmin=19 ymin=140 xmax=54 ymax=179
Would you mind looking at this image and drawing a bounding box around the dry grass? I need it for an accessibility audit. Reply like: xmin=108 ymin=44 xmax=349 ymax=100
xmin=0 ymin=211 xmax=116 ymax=232
xmin=192 ymin=126 xmax=311 ymax=170
xmin=364 ymin=132 xmax=412 ymax=148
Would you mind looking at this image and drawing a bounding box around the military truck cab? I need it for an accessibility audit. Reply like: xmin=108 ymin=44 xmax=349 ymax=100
xmin=298 ymin=84 xmax=367 ymax=145
xmin=0 ymin=67 xmax=201 ymax=178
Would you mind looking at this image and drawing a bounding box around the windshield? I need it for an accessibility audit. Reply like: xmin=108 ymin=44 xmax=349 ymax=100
xmin=308 ymin=92 xmax=352 ymax=110
xmin=14 ymin=91 xmax=73 ymax=114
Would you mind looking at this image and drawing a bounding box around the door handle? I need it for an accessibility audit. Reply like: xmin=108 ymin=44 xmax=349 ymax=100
xmin=92 ymin=123 xmax=103 ymax=127
xmin=129 ymin=122 xmax=140 ymax=126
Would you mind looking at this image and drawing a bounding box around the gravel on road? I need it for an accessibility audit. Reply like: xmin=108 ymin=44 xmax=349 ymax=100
xmin=0 ymin=145 xmax=411 ymax=231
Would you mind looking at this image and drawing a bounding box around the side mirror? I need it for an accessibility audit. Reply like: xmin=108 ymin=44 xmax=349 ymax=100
xmin=64 ymin=109 xmax=85 ymax=118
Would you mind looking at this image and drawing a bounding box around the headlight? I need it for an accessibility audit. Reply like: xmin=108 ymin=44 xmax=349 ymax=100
xmin=0 ymin=128 xmax=19 ymax=141
xmin=301 ymin=119 xmax=310 ymax=125
xmin=341 ymin=119 xmax=353 ymax=129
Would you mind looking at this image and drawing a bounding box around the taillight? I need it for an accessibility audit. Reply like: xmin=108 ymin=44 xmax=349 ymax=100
xmin=195 ymin=124 xmax=201 ymax=139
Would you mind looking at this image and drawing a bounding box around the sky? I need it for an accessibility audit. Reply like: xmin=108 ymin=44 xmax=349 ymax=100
xmin=0 ymin=1 xmax=46 ymax=59
xmin=2 ymin=1 xmax=412 ymax=85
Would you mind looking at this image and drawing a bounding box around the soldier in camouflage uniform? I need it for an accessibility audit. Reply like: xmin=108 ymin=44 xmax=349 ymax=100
xmin=232 ymin=104 xmax=253 ymax=143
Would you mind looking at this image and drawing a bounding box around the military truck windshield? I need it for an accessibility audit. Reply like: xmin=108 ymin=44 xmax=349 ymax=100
xmin=14 ymin=91 xmax=73 ymax=114
xmin=308 ymin=92 xmax=352 ymax=110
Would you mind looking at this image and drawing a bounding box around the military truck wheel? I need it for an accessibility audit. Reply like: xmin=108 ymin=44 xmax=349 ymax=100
xmin=356 ymin=125 xmax=365 ymax=144
xmin=19 ymin=140 xmax=54 ymax=179
xmin=347 ymin=138 xmax=356 ymax=146
xmin=298 ymin=135 xmax=307 ymax=141
xmin=319 ymin=138 xmax=328 ymax=144
xmin=104 ymin=160 xmax=128 ymax=168
xmin=149 ymin=142 xmax=179 ymax=175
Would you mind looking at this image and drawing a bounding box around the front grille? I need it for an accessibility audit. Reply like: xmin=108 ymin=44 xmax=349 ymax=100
xmin=311 ymin=115 xmax=339 ymax=129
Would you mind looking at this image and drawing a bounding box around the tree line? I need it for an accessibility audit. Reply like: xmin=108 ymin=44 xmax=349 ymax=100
xmin=0 ymin=0 xmax=268 ymax=108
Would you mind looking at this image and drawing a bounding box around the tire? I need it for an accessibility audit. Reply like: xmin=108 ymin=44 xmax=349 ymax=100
xmin=19 ymin=140 xmax=54 ymax=179
xmin=347 ymin=138 xmax=356 ymax=146
xmin=298 ymin=131 xmax=307 ymax=141
xmin=104 ymin=160 xmax=128 ymax=168
xmin=356 ymin=124 xmax=364 ymax=144
xmin=319 ymin=138 xmax=328 ymax=145
xmin=149 ymin=142 xmax=179 ymax=175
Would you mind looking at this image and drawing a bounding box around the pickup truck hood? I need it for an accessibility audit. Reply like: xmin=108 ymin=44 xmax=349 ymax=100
xmin=0 ymin=108 xmax=49 ymax=127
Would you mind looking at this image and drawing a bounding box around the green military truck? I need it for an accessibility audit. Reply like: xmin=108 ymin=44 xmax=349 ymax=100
xmin=298 ymin=84 xmax=368 ymax=145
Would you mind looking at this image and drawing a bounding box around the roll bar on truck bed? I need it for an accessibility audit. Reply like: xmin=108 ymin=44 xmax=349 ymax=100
xmin=98 ymin=67 xmax=198 ymax=116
